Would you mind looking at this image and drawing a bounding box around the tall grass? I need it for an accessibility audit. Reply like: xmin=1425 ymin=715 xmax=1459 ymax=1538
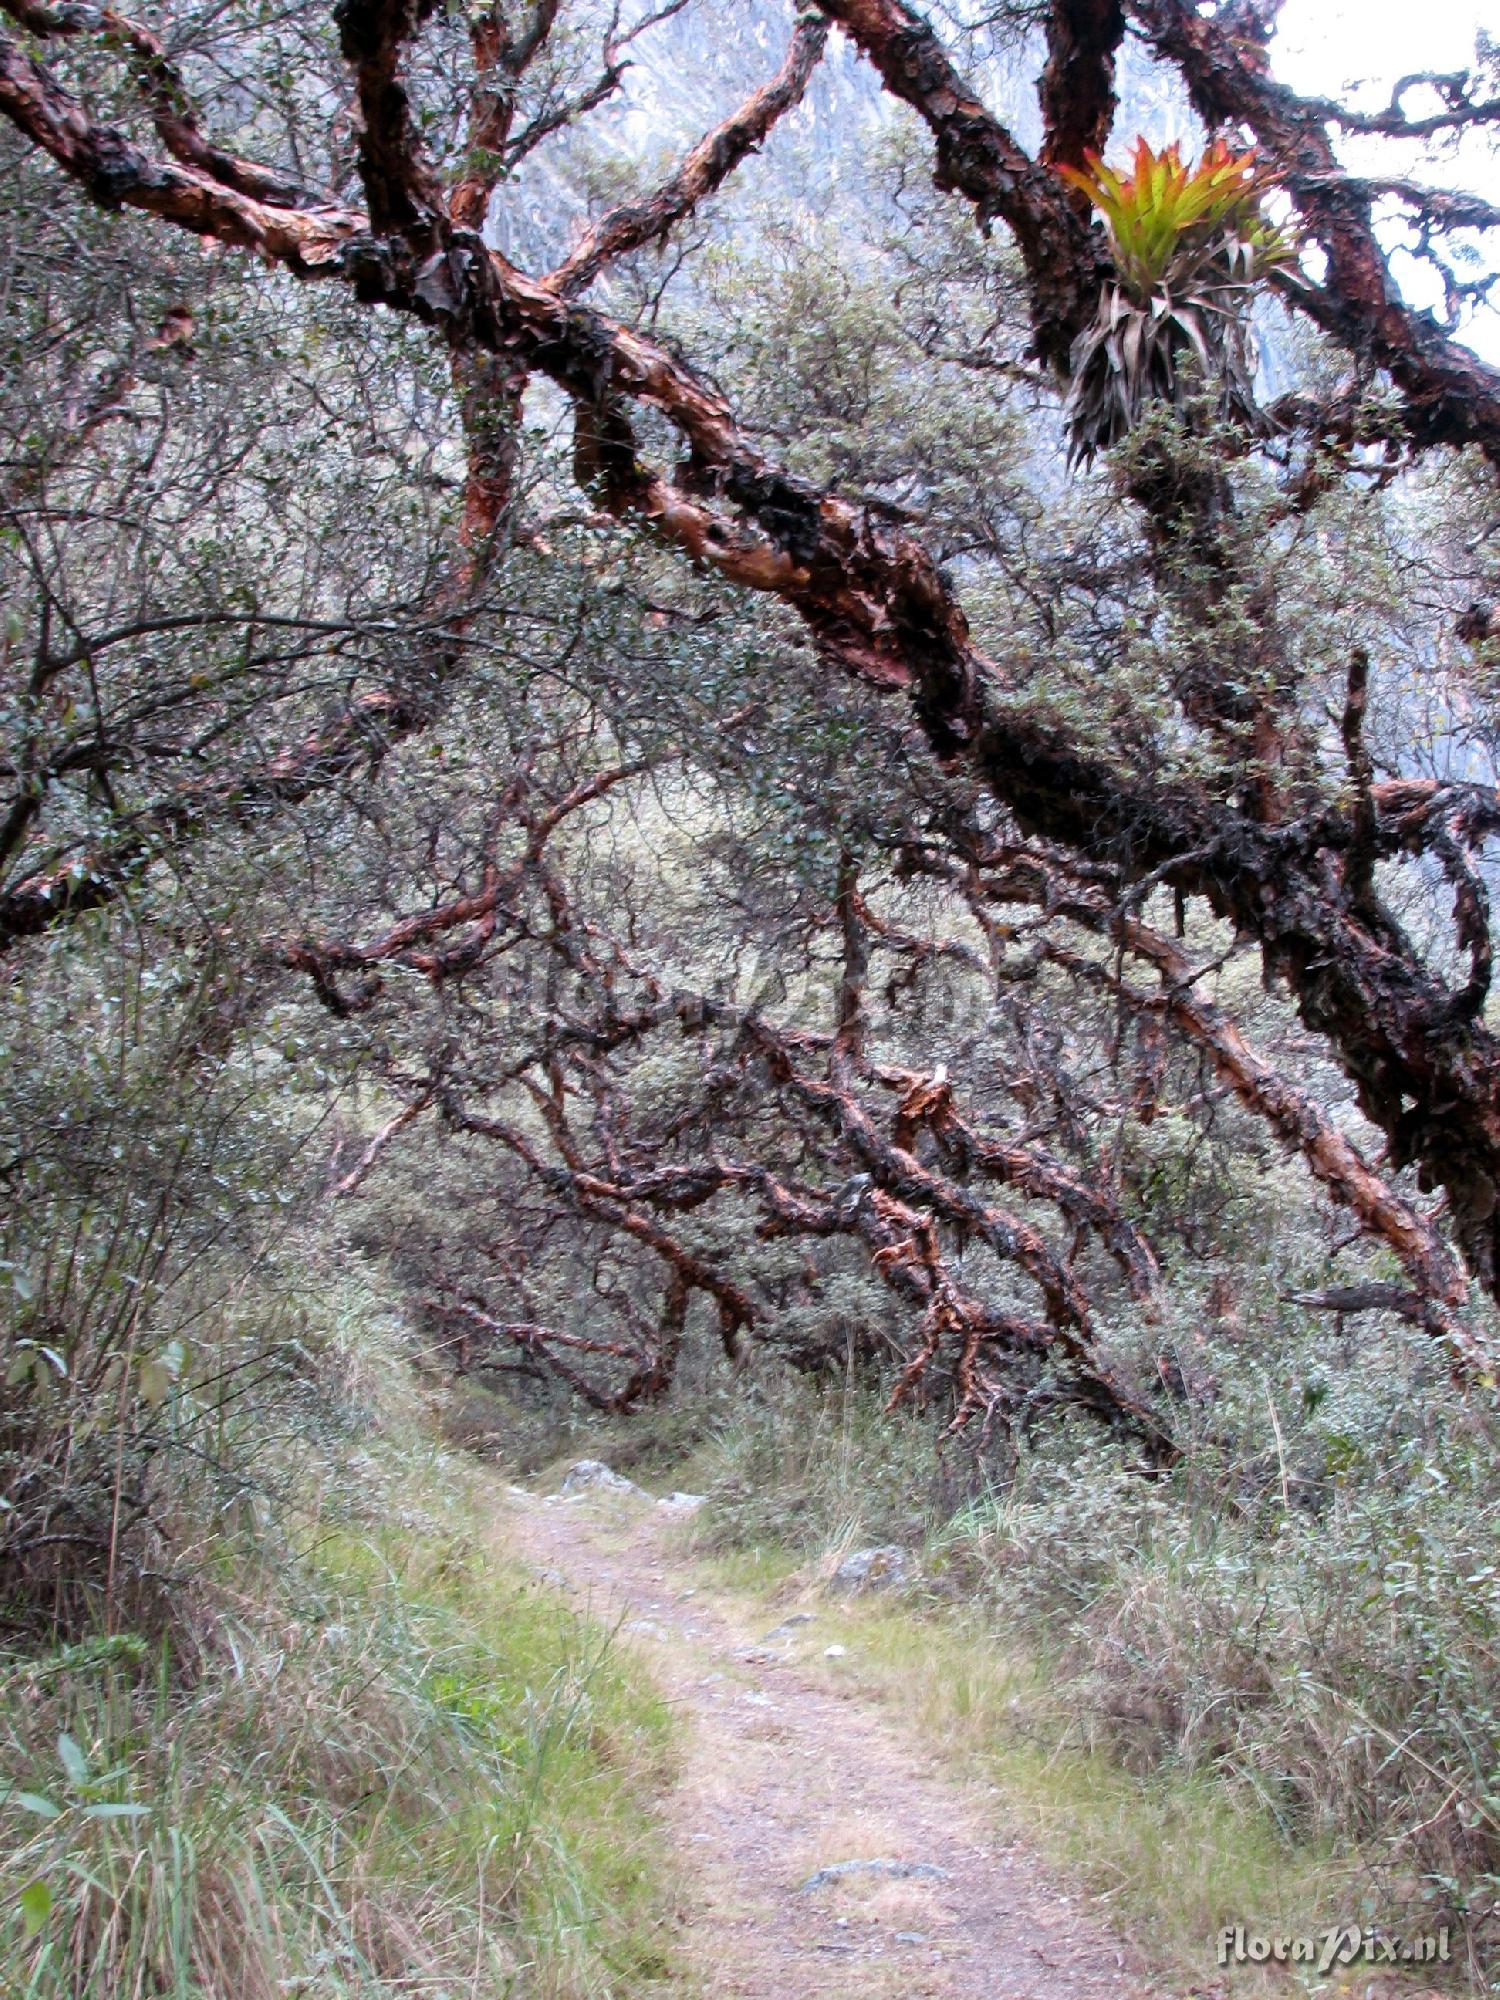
xmin=1 ymin=1413 xmax=683 ymax=1997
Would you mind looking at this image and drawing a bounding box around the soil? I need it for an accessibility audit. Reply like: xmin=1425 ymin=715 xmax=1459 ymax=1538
xmin=502 ymin=1482 xmax=1161 ymax=2000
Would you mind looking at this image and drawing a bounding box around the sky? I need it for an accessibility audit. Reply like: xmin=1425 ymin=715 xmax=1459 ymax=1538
xmin=1272 ymin=0 xmax=1500 ymax=358
xmin=1274 ymin=0 xmax=1488 ymax=95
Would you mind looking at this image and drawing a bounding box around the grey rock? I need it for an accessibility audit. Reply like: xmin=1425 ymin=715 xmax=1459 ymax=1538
xmin=759 ymin=1610 xmax=815 ymax=1643
xmin=830 ymin=1546 xmax=912 ymax=1593
xmin=798 ymin=1858 xmax=950 ymax=1893
xmin=659 ymin=1490 xmax=706 ymax=1511
xmin=559 ymin=1459 xmax=643 ymax=1497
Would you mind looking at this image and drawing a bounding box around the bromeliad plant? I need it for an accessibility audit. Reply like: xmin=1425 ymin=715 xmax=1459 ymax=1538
xmin=1059 ymin=137 xmax=1298 ymax=465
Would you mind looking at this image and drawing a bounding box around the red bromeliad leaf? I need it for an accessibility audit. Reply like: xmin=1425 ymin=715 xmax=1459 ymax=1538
xmin=1060 ymin=137 xmax=1295 ymax=303
xmin=1058 ymin=136 xmax=1300 ymax=463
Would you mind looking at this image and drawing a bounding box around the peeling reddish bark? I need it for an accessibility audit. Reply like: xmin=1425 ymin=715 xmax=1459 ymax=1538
xmin=283 ymin=773 xmax=1175 ymax=1439
xmin=900 ymin=835 xmax=1481 ymax=1358
xmin=334 ymin=0 xmax=443 ymax=234
xmin=1 ymin=4 xmax=1498 ymax=1319
xmin=446 ymin=1 xmax=559 ymax=232
xmin=0 ymin=34 xmax=364 ymax=266
xmin=876 ymin=1062 xmax=1163 ymax=1305
xmin=1056 ymin=923 xmax=1477 ymax=1355
xmin=0 ymin=0 xmax=325 ymax=206
xmin=813 ymin=0 xmax=1108 ymax=372
xmin=547 ymin=12 xmax=828 ymax=297
xmin=1038 ymin=0 xmax=1125 ymax=175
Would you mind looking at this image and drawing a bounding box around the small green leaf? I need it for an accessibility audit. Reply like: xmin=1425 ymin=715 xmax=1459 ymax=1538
xmin=13 ymin=1791 xmax=60 ymax=1819
xmin=19 ymin=1878 xmax=52 ymax=1935
xmin=138 ymin=1339 xmax=187 ymax=1409
xmin=82 ymin=1802 xmax=149 ymax=1821
xmin=138 ymin=1360 xmax=170 ymax=1408
xmin=56 ymin=1734 xmax=90 ymax=1789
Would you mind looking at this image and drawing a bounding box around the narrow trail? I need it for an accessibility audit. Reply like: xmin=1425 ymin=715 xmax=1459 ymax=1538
xmin=501 ymin=1483 xmax=1159 ymax=2000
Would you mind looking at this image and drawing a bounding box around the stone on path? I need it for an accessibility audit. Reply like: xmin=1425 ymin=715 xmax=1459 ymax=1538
xmin=559 ymin=1458 xmax=644 ymax=1497
xmin=798 ymin=1857 xmax=951 ymax=1893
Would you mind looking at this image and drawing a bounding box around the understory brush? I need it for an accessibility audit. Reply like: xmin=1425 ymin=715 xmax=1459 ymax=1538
xmin=0 ymin=1300 xmax=682 ymax=1999
xmin=691 ymin=1363 xmax=1500 ymax=1992
xmin=2 ymin=925 xmax=684 ymax=1996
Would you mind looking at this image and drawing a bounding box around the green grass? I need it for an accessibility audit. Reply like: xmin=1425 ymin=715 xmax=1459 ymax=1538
xmin=1 ymin=1451 xmax=686 ymax=1998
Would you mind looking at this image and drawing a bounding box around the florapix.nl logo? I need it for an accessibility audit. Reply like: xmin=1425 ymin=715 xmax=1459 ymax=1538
xmin=1217 ymin=1924 xmax=1451 ymax=1973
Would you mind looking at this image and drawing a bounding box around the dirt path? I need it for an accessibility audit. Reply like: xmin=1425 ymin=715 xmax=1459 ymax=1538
xmin=501 ymin=1481 xmax=1159 ymax=2000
